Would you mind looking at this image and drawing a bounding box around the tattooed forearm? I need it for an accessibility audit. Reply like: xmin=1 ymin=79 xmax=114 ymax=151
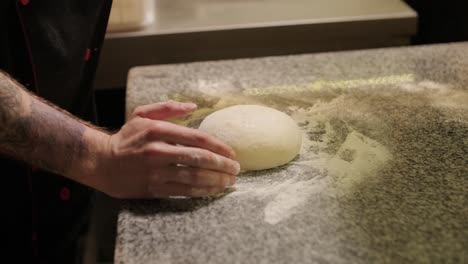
xmin=0 ymin=71 xmax=89 ymax=176
xmin=0 ymin=73 xmax=28 ymax=142
xmin=23 ymin=97 xmax=87 ymax=174
xmin=0 ymin=73 xmax=31 ymax=146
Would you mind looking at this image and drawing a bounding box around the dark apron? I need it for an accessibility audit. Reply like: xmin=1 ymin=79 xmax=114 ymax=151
xmin=0 ymin=0 xmax=112 ymax=263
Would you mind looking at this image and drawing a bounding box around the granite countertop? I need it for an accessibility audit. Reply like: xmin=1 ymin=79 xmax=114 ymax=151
xmin=119 ymin=42 xmax=468 ymax=263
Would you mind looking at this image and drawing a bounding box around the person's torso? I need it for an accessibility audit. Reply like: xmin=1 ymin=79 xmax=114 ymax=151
xmin=0 ymin=0 xmax=112 ymax=262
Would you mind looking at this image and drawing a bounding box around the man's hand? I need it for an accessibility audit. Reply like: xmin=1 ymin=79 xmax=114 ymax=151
xmin=0 ymin=71 xmax=239 ymax=199
xmin=89 ymin=101 xmax=240 ymax=199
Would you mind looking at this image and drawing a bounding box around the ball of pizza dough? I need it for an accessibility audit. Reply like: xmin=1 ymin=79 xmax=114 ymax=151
xmin=198 ymin=105 xmax=302 ymax=171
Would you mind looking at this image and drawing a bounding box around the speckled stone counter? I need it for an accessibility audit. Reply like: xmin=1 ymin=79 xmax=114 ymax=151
xmin=120 ymin=42 xmax=468 ymax=264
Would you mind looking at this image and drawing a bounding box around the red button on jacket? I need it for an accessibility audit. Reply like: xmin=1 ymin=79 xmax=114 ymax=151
xmin=59 ymin=187 xmax=71 ymax=201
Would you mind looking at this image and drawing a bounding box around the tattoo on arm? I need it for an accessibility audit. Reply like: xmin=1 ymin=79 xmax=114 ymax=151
xmin=0 ymin=71 xmax=89 ymax=176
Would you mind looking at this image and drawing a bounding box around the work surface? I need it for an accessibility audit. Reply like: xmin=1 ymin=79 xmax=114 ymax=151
xmin=120 ymin=42 xmax=468 ymax=263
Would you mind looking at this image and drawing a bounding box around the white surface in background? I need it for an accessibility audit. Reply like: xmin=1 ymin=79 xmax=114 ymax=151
xmin=108 ymin=0 xmax=155 ymax=32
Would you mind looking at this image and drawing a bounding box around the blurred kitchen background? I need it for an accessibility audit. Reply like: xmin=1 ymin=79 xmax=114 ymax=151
xmin=87 ymin=0 xmax=468 ymax=263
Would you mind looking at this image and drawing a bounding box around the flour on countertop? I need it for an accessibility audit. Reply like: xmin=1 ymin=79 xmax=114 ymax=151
xmin=232 ymin=167 xmax=327 ymax=225
xmin=230 ymin=98 xmax=393 ymax=225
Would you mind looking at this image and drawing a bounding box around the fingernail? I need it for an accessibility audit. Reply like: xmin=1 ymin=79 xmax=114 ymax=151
xmin=233 ymin=161 xmax=241 ymax=175
xmin=222 ymin=177 xmax=229 ymax=187
xmin=229 ymin=150 xmax=237 ymax=159
xmin=191 ymin=188 xmax=208 ymax=197
xmin=184 ymin=102 xmax=197 ymax=110
xmin=228 ymin=176 xmax=236 ymax=187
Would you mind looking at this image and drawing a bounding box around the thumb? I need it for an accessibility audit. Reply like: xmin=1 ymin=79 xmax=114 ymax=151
xmin=132 ymin=100 xmax=197 ymax=120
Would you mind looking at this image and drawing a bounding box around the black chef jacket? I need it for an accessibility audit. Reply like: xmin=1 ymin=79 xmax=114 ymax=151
xmin=0 ymin=0 xmax=112 ymax=263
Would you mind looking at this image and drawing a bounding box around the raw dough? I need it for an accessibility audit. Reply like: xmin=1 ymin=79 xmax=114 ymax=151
xmin=198 ymin=105 xmax=302 ymax=171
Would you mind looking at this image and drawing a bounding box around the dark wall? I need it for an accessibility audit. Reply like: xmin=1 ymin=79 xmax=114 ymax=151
xmin=95 ymin=88 xmax=126 ymax=129
xmin=404 ymin=0 xmax=468 ymax=44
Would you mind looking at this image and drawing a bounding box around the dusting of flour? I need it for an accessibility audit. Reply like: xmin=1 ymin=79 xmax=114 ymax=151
xmin=230 ymin=98 xmax=393 ymax=225
xmin=232 ymin=169 xmax=326 ymax=225
xmin=227 ymin=79 xmax=463 ymax=225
